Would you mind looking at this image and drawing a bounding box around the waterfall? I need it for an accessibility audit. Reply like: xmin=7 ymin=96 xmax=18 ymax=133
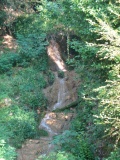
xmin=39 ymin=75 xmax=67 ymax=136
xmin=39 ymin=39 xmax=68 ymax=136
xmin=40 ymin=113 xmax=57 ymax=136
xmin=53 ymin=78 xmax=66 ymax=110
xmin=17 ymin=39 xmax=78 ymax=159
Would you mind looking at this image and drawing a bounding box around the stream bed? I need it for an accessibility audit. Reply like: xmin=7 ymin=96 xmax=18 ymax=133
xmin=17 ymin=74 xmax=75 ymax=160
xmin=17 ymin=40 xmax=79 ymax=160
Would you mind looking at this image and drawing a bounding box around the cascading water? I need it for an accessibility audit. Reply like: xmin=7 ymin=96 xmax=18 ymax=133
xmin=53 ymin=77 xmax=66 ymax=110
xmin=17 ymin=39 xmax=78 ymax=160
xmin=40 ymin=114 xmax=54 ymax=135
xmin=39 ymin=39 xmax=68 ymax=136
xmin=39 ymin=74 xmax=67 ymax=136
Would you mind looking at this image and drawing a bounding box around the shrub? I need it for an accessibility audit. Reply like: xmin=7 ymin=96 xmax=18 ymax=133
xmin=104 ymin=148 xmax=120 ymax=160
xmin=0 ymin=110 xmax=17 ymax=160
xmin=58 ymin=70 xmax=64 ymax=78
xmin=53 ymin=130 xmax=94 ymax=160
xmin=0 ymin=10 xmax=7 ymax=27
xmin=0 ymin=139 xmax=16 ymax=160
xmin=0 ymin=52 xmax=21 ymax=73
xmin=47 ymin=70 xmax=55 ymax=85
xmin=33 ymin=55 xmax=48 ymax=72
xmin=0 ymin=105 xmax=38 ymax=158
xmin=37 ymin=151 xmax=75 ymax=160
xmin=12 ymin=14 xmax=43 ymax=36
xmin=94 ymin=80 xmax=120 ymax=145
xmin=17 ymin=33 xmax=48 ymax=61
xmin=11 ymin=66 xmax=47 ymax=110
xmin=5 ymin=105 xmax=37 ymax=148
xmin=20 ymin=92 xmax=47 ymax=110
xmin=7 ymin=118 xmax=36 ymax=148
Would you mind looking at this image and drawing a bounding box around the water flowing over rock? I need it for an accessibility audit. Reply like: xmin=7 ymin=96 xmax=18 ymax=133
xmin=43 ymin=70 xmax=80 ymax=111
xmin=39 ymin=112 xmax=74 ymax=137
xmin=17 ymin=112 xmax=75 ymax=160
xmin=17 ymin=39 xmax=80 ymax=160
xmin=53 ymin=76 xmax=66 ymax=110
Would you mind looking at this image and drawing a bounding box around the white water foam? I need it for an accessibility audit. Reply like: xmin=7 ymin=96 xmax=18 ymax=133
xmin=39 ymin=74 xmax=67 ymax=136
xmin=53 ymin=78 xmax=66 ymax=110
xmin=39 ymin=113 xmax=57 ymax=136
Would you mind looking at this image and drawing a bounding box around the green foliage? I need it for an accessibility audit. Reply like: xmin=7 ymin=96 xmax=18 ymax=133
xmin=0 ymin=52 xmax=21 ymax=73
xmin=0 ymin=67 xmax=47 ymax=108
xmin=12 ymin=14 xmax=35 ymax=36
xmin=58 ymin=70 xmax=64 ymax=78
xmin=0 ymin=50 xmax=48 ymax=74
xmin=53 ymin=130 xmax=94 ymax=160
xmin=6 ymin=105 xmax=37 ymax=148
xmin=0 ymin=139 xmax=16 ymax=160
xmin=94 ymin=80 xmax=120 ymax=145
xmin=71 ymin=2 xmax=119 ymax=159
xmin=17 ymin=33 xmax=48 ymax=61
xmin=12 ymin=14 xmax=44 ymax=36
xmin=0 ymin=49 xmax=48 ymax=157
xmin=38 ymin=129 xmax=48 ymax=137
xmin=37 ymin=151 xmax=75 ymax=160
xmin=0 ymin=108 xmax=17 ymax=160
xmin=0 ymin=105 xmax=37 ymax=158
xmin=0 ymin=0 xmax=120 ymax=159
xmin=0 ymin=53 xmax=48 ymax=157
xmin=41 ymin=0 xmax=120 ymax=159
xmin=33 ymin=55 xmax=48 ymax=72
xmin=104 ymin=148 xmax=120 ymax=160
xmin=11 ymin=66 xmax=47 ymax=110
xmin=47 ymin=70 xmax=55 ymax=85
xmin=0 ymin=10 xmax=7 ymax=27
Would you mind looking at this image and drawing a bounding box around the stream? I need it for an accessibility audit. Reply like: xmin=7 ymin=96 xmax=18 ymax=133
xmin=17 ymin=72 xmax=74 ymax=160
xmin=39 ymin=73 xmax=67 ymax=135
xmin=17 ymin=39 xmax=78 ymax=160
xmin=53 ymin=77 xmax=66 ymax=110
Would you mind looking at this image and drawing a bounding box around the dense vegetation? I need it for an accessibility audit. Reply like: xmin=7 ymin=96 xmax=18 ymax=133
xmin=0 ymin=0 xmax=120 ymax=159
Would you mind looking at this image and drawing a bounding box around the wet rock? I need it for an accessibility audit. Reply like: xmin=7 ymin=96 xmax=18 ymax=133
xmin=43 ymin=70 xmax=80 ymax=110
xmin=17 ymin=40 xmax=79 ymax=160
xmin=17 ymin=112 xmax=75 ymax=160
xmin=39 ymin=112 xmax=74 ymax=136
